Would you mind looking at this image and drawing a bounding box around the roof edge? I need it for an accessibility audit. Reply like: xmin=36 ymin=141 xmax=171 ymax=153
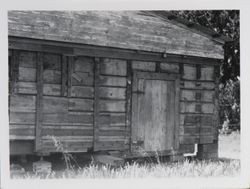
xmin=140 ymin=11 xmax=233 ymax=44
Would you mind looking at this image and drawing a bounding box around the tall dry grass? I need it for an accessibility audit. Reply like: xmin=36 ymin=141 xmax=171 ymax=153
xmin=11 ymin=132 xmax=241 ymax=179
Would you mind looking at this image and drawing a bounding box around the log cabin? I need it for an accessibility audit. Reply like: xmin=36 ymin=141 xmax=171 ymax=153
xmin=8 ymin=11 xmax=231 ymax=160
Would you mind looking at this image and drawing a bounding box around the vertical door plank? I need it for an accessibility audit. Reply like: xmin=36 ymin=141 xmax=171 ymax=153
xmin=35 ymin=52 xmax=43 ymax=152
xmin=132 ymin=72 xmax=180 ymax=153
xmin=131 ymin=73 xmax=139 ymax=151
xmin=166 ymin=81 xmax=174 ymax=150
xmin=126 ymin=60 xmax=132 ymax=150
xmin=174 ymin=78 xmax=180 ymax=150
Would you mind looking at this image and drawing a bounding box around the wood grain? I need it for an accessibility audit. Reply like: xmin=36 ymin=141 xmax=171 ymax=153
xmin=70 ymin=86 xmax=94 ymax=98
xmin=35 ymin=52 xmax=43 ymax=151
xmin=160 ymin=62 xmax=179 ymax=73
xmin=93 ymin=57 xmax=101 ymax=150
xmin=99 ymin=75 xmax=127 ymax=87
xmin=99 ymin=87 xmax=126 ymax=100
xmin=10 ymin=94 xmax=36 ymax=112
xmin=183 ymin=65 xmax=196 ymax=80
xmin=8 ymin=11 xmax=224 ymax=59
xmin=201 ymin=65 xmax=214 ymax=81
xmin=100 ymin=58 xmax=127 ymax=76
xmin=132 ymin=61 xmax=156 ymax=71
xmin=99 ymin=100 xmax=126 ymax=112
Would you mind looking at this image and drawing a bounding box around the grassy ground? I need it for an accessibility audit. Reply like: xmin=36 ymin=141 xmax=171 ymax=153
xmin=219 ymin=131 xmax=240 ymax=159
xmin=11 ymin=132 xmax=240 ymax=179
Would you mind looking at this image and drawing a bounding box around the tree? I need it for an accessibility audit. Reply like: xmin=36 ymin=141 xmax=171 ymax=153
xmin=171 ymin=10 xmax=240 ymax=129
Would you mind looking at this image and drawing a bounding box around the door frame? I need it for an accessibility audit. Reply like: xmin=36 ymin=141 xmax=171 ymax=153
xmin=131 ymin=71 xmax=180 ymax=154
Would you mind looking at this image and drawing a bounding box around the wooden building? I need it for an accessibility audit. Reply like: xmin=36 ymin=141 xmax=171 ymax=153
xmin=8 ymin=11 xmax=231 ymax=159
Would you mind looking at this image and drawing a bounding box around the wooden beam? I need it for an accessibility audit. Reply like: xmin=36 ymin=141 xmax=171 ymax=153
xmin=213 ymin=65 xmax=220 ymax=140
xmin=10 ymin=141 xmax=34 ymax=155
xmin=196 ymin=64 xmax=201 ymax=80
xmin=61 ymin=55 xmax=68 ymax=96
xmin=179 ymin=62 xmax=184 ymax=77
xmin=10 ymin=50 xmax=19 ymax=94
xmin=93 ymin=57 xmax=101 ymax=151
xmin=35 ymin=52 xmax=43 ymax=152
xmin=9 ymin=37 xmax=222 ymax=65
xmin=67 ymin=56 xmax=74 ymax=97
xmin=155 ymin=61 xmax=160 ymax=72
xmin=126 ymin=60 xmax=132 ymax=152
xmin=174 ymin=77 xmax=180 ymax=150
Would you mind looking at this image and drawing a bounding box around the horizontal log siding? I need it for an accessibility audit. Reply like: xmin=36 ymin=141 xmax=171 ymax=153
xmin=9 ymin=42 xmax=220 ymax=155
xmin=96 ymin=58 xmax=128 ymax=151
xmin=9 ymin=51 xmax=95 ymax=152
xmin=179 ymin=63 xmax=217 ymax=145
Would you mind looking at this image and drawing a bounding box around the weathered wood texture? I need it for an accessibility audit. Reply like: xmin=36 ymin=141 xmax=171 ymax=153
xmin=95 ymin=58 xmax=128 ymax=151
xmin=8 ymin=11 xmax=223 ymax=59
xmin=131 ymin=72 xmax=179 ymax=153
xmin=9 ymin=39 xmax=220 ymax=155
xmin=9 ymin=51 xmax=95 ymax=153
xmin=179 ymin=63 xmax=218 ymax=145
xmin=35 ymin=52 xmax=43 ymax=151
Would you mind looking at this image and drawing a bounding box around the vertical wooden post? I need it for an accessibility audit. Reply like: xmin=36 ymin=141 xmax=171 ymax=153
xmin=93 ymin=57 xmax=101 ymax=150
xmin=67 ymin=56 xmax=73 ymax=97
xmin=179 ymin=63 xmax=184 ymax=78
xmin=213 ymin=65 xmax=220 ymax=142
xmin=10 ymin=50 xmax=19 ymax=94
xmin=61 ymin=55 xmax=68 ymax=97
xmin=174 ymin=77 xmax=180 ymax=150
xmin=126 ymin=60 xmax=132 ymax=152
xmin=196 ymin=64 xmax=201 ymax=80
xmin=155 ymin=61 xmax=161 ymax=72
xmin=35 ymin=52 xmax=43 ymax=152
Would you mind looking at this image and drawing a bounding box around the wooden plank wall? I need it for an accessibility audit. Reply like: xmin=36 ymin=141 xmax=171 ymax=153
xmin=9 ymin=51 xmax=37 ymax=140
xmin=9 ymin=47 xmax=219 ymax=154
xmin=9 ymin=51 xmax=95 ymax=153
xmin=96 ymin=58 xmax=129 ymax=151
xmin=129 ymin=59 xmax=218 ymax=152
xmin=179 ymin=63 xmax=217 ymax=145
xmin=41 ymin=55 xmax=94 ymax=152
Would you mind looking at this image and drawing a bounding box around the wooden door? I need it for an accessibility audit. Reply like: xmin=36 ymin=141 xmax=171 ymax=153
xmin=131 ymin=72 xmax=180 ymax=153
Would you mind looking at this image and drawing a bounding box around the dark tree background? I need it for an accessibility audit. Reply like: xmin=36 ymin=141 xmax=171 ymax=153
xmin=171 ymin=10 xmax=240 ymax=129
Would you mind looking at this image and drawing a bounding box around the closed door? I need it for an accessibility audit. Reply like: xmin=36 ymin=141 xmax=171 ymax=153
xmin=132 ymin=72 xmax=179 ymax=152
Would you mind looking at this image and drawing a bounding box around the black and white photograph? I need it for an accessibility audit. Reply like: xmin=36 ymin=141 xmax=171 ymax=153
xmin=1 ymin=0 xmax=250 ymax=188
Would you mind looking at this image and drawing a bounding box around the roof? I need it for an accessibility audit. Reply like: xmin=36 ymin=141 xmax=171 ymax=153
xmin=8 ymin=11 xmax=225 ymax=59
xmin=140 ymin=11 xmax=233 ymax=44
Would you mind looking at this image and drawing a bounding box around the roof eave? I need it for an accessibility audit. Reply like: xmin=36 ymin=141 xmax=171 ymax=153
xmin=140 ymin=11 xmax=233 ymax=45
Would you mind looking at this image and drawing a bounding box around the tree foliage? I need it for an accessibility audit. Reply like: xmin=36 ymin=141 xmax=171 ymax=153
xmin=171 ymin=10 xmax=240 ymax=127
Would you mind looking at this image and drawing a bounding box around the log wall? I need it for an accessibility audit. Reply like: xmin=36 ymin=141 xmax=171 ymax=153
xmin=9 ymin=38 xmax=220 ymax=155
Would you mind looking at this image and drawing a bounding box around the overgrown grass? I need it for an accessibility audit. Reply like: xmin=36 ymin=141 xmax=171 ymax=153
xmin=11 ymin=132 xmax=241 ymax=179
xmin=12 ymin=159 xmax=240 ymax=179
xmin=75 ymin=159 xmax=240 ymax=178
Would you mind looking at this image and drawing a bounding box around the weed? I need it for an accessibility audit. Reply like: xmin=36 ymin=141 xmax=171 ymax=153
xmin=50 ymin=136 xmax=80 ymax=171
